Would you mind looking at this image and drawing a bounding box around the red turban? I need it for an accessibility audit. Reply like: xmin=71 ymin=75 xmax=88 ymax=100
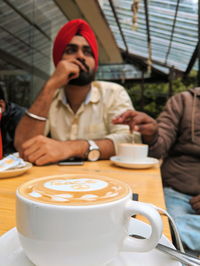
xmin=53 ymin=19 xmax=98 ymax=70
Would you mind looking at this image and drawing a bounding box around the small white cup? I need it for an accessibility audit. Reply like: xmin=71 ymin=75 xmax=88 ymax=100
xmin=118 ymin=143 xmax=148 ymax=162
xmin=16 ymin=174 xmax=162 ymax=266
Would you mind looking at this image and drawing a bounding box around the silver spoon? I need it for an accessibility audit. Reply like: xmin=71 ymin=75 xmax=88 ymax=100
xmin=130 ymin=234 xmax=200 ymax=266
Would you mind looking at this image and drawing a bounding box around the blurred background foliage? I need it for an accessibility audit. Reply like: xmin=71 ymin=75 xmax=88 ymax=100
xmin=126 ymin=71 xmax=198 ymax=118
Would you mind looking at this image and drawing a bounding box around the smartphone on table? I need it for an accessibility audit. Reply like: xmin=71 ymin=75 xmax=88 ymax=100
xmin=58 ymin=157 xmax=84 ymax=166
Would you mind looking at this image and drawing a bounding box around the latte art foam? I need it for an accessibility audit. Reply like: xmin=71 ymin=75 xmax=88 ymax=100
xmin=18 ymin=175 xmax=130 ymax=205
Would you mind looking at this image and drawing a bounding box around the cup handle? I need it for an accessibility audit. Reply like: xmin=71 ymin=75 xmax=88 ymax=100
xmin=122 ymin=201 xmax=163 ymax=252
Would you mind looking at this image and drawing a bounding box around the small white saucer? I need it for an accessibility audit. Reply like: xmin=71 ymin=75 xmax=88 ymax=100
xmin=0 ymin=218 xmax=180 ymax=266
xmin=110 ymin=156 xmax=159 ymax=169
xmin=0 ymin=162 xmax=32 ymax=179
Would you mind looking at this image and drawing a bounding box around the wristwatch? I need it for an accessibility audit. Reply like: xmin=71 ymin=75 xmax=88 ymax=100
xmin=86 ymin=140 xmax=101 ymax=162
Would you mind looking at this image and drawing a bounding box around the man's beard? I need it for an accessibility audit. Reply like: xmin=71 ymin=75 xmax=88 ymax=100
xmin=69 ymin=69 xmax=95 ymax=86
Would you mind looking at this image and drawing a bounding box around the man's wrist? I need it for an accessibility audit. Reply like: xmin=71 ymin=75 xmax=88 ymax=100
xmin=45 ymin=76 xmax=65 ymax=91
xmin=142 ymin=133 xmax=158 ymax=146
xmin=25 ymin=110 xmax=47 ymax=121
xmin=62 ymin=140 xmax=89 ymax=159
xmin=84 ymin=140 xmax=101 ymax=161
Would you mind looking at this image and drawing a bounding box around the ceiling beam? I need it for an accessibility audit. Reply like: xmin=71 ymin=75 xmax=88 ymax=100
xmin=54 ymin=0 xmax=123 ymax=64
xmin=121 ymin=50 xmax=183 ymax=76
xmin=164 ymin=0 xmax=180 ymax=64
xmin=0 ymin=49 xmax=49 ymax=80
xmin=108 ymin=0 xmax=129 ymax=53
xmin=0 ymin=70 xmax=27 ymax=76
xmin=198 ymin=0 xmax=200 ymax=86
xmin=0 ymin=25 xmax=49 ymax=60
xmin=54 ymin=0 xmax=83 ymax=19
xmin=183 ymin=1 xmax=200 ymax=80
xmin=4 ymin=0 xmax=51 ymax=41
xmin=184 ymin=41 xmax=200 ymax=78
xmin=144 ymin=0 xmax=152 ymax=72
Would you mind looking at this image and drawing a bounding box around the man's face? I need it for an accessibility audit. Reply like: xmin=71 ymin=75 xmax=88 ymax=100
xmin=62 ymin=35 xmax=96 ymax=86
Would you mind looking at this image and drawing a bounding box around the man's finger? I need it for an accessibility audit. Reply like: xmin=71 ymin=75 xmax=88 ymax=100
xmin=26 ymin=148 xmax=46 ymax=164
xmin=113 ymin=110 xmax=138 ymax=122
xmin=35 ymin=153 xmax=51 ymax=166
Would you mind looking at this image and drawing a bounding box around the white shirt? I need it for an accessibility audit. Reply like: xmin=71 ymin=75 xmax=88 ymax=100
xmin=45 ymin=81 xmax=140 ymax=152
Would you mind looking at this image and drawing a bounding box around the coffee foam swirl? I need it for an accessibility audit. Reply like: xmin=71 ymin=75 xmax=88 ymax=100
xmin=18 ymin=175 xmax=130 ymax=206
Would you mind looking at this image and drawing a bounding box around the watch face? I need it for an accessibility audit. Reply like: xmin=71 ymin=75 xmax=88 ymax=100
xmin=88 ymin=149 xmax=100 ymax=161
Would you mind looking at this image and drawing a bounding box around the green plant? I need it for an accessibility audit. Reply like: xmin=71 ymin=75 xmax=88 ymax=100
xmin=126 ymin=72 xmax=197 ymax=118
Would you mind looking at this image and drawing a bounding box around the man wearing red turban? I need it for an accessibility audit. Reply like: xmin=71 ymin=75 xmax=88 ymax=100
xmin=15 ymin=19 xmax=135 ymax=165
xmin=53 ymin=19 xmax=98 ymax=71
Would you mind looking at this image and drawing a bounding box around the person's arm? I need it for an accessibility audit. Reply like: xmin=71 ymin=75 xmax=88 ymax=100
xmin=21 ymin=135 xmax=114 ymax=165
xmin=14 ymin=80 xmax=58 ymax=152
xmin=113 ymin=93 xmax=184 ymax=159
xmin=14 ymin=59 xmax=87 ymax=152
xmin=112 ymin=110 xmax=158 ymax=144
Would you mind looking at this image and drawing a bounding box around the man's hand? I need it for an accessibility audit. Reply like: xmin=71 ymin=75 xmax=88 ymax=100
xmin=20 ymin=135 xmax=71 ymax=166
xmin=48 ymin=59 xmax=88 ymax=89
xmin=112 ymin=110 xmax=158 ymax=144
xmin=190 ymin=195 xmax=200 ymax=214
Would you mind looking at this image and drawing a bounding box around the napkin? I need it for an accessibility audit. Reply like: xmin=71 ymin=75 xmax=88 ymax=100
xmin=0 ymin=154 xmax=26 ymax=172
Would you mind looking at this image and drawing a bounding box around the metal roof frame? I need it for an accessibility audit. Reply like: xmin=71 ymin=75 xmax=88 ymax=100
xmin=0 ymin=0 xmax=199 ymax=82
xmin=98 ymin=0 xmax=199 ymax=79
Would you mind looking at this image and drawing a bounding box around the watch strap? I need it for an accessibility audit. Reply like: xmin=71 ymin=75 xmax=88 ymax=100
xmin=87 ymin=140 xmax=99 ymax=150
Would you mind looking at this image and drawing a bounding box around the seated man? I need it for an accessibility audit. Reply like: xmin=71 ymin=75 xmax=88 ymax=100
xmin=14 ymin=19 xmax=135 ymax=165
xmin=0 ymin=89 xmax=25 ymax=156
xmin=113 ymin=87 xmax=200 ymax=254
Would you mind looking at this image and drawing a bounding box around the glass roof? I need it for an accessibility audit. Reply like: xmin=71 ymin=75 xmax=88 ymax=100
xmin=0 ymin=0 xmax=199 ymax=82
xmin=0 ymin=0 xmax=67 ymax=78
xmin=98 ymin=0 xmax=198 ymax=74
xmin=96 ymin=63 xmax=151 ymax=80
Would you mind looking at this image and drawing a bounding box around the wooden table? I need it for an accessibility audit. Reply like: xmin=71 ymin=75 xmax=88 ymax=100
xmin=0 ymin=160 xmax=171 ymax=240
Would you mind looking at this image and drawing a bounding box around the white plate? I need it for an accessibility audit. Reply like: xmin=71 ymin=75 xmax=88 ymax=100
xmin=0 ymin=162 xmax=32 ymax=178
xmin=110 ymin=156 xmax=159 ymax=169
xmin=0 ymin=218 xmax=181 ymax=266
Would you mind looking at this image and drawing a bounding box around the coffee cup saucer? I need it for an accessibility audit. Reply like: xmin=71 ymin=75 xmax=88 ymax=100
xmin=110 ymin=156 xmax=159 ymax=169
xmin=0 ymin=162 xmax=32 ymax=179
xmin=0 ymin=218 xmax=180 ymax=266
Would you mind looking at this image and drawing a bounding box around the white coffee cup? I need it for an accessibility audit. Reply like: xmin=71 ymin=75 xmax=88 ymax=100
xmin=16 ymin=174 xmax=163 ymax=266
xmin=118 ymin=143 xmax=148 ymax=162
